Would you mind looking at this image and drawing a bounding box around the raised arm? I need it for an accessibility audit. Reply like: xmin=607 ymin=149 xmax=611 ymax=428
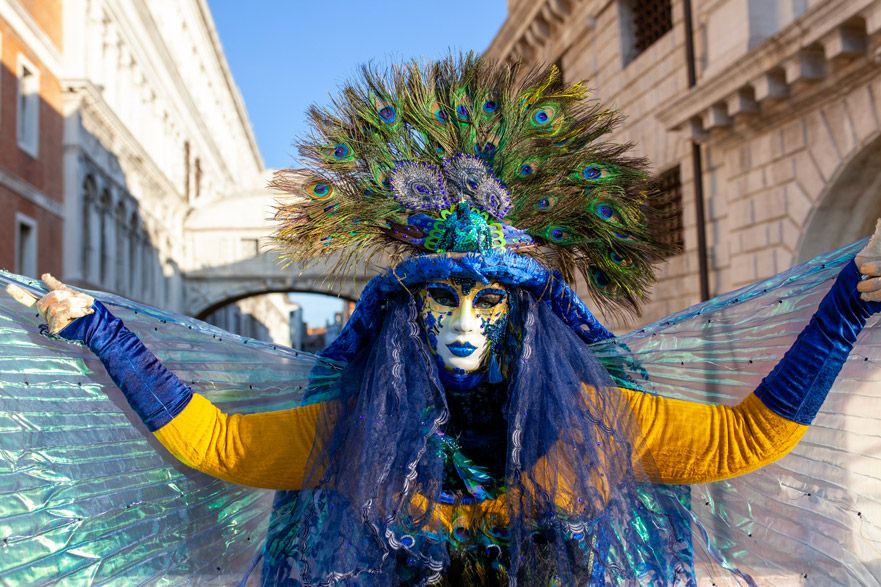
xmin=7 ymin=276 xmax=331 ymax=491
xmin=625 ymin=226 xmax=881 ymax=484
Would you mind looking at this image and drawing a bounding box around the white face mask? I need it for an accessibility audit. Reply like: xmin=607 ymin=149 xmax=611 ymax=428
xmin=417 ymin=278 xmax=509 ymax=374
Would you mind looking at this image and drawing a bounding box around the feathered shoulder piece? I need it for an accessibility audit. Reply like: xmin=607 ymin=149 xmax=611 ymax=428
xmin=272 ymin=53 xmax=671 ymax=315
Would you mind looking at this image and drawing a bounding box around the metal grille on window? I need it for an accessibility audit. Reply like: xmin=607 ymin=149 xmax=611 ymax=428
xmin=624 ymin=0 xmax=673 ymax=59
xmin=654 ymin=165 xmax=684 ymax=252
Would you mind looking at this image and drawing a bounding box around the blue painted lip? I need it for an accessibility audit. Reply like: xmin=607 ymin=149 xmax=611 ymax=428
xmin=447 ymin=341 xmax=477 ymax=357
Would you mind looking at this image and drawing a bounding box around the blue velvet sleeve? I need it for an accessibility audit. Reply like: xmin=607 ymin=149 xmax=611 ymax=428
xmin=58 ymin=300 xmax=192 ymax=431
xmin=755 ymin=260 xmax=880 ymax=424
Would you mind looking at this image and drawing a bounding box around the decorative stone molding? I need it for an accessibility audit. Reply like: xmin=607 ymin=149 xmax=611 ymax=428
xmin=485 ymin=0 xmax=581 ymax=63
xmin=65 ymin=79 xmax=182 ymax=208
xmin=657 ymin=0 xmax=881 ymax=141
xmin=0 ymin=169 xmax=64 ymax=218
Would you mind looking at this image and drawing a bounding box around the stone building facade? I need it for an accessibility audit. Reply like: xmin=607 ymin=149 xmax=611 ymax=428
xmin=0 ymin=0 xmax=64 ymax=279
xmin=48 ymin=0 xmax=295 ymax=344
xmin=487 ymin=0 xmax=881 ymax=329
xmin=59 ymin=0 xmax=264 ymax=315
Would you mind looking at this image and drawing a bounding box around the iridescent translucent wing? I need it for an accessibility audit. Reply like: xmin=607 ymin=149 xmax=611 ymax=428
xmin=591 ymin=240 xmax=881 ymax=586
xmin=0 ymin=271 xmax=341 ymax=585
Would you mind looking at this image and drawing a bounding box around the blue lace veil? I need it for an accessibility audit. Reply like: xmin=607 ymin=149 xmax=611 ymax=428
xmin=259 ymin=251 xmax=699 ymax=585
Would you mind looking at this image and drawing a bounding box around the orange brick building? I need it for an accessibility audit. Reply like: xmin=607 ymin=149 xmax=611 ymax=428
xmin=0 ymin=0 xmax=64 ymax=279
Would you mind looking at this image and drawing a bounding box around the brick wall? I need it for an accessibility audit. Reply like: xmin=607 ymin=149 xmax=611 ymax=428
xmin=0 ymin=9 xmax=64 ymax=278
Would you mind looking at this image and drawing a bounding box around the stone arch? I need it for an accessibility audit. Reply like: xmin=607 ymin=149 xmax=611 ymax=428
xmin=797 ymin=131 xmax=881 ymax=262
xmin=193 ymin=282 xmax=359 ymax=321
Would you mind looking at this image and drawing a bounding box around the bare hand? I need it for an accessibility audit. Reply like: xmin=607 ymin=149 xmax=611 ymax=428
xmin=856 ymin=219 xmax=881 ymax=303
xmin=5 ymin=273 xmax=95 ymax=335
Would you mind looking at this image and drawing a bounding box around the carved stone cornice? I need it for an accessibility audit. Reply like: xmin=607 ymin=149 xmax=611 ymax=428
xmin=64 ymin=78 xmax=185 ymax=212
xmin=0 ymin=169 xmax=64 ymax=217
xmin=656 ymin=0 xmax=881 ymax=139
xmin=485 ymin=0 xmax=585 ymax=63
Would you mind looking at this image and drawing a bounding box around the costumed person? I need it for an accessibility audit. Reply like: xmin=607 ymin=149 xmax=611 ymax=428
xmin=3 ymin=55 xmax=881 ymax=586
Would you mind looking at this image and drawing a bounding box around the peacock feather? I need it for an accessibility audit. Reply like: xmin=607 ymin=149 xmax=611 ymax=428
xmin=273 ymin=53 xmax=673 ymax=316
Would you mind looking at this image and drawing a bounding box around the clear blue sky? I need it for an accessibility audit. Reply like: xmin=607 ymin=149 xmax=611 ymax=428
xmin=208 ymin=0 xmax=507 ymax=169
xmin=207 ymin=1 xmax=507 ymax=326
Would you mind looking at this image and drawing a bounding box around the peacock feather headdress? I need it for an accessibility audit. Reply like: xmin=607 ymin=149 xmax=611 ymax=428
xmin=272 ymin=53 xmax=672 ymax=315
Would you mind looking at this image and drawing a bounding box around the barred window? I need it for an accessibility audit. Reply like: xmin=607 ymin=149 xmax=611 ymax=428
xmin=653 ymin=165 xmax=684 ymax=252
xmin=620 ymin=0 xmax=673 ymax=65
xmin=16 ymin=55 xmax=40 ymax=157
xmin=82 ymin=175 xmax=97 ymax=280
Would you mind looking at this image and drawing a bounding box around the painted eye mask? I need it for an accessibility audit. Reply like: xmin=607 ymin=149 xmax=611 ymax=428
xmin=417 ymin=277 xmax=509 ymax=375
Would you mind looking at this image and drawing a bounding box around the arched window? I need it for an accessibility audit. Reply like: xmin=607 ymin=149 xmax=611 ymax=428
xmin=194 ymin=157 xmax=202 ymax=198
xmin=183 ymin=140 xmax=191 ymax=199
xmin=141 ymin=229 xmax=153 ymax=302
xmin=128 ymin=212 xmax=139 ymax=293
xmin=115 ymin=200 xmax=127 ymax=292
xmin=82 ymin=175 xmax=97 ymax=281
xmin=99 ymin=188 xmax=112 ymax=285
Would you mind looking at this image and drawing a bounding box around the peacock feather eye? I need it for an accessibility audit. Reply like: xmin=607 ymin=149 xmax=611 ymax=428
xmin=590 ymin=200 xmax=621 ymax=223
xmin=515 ymin=157 xmax=542 ymax=179
xmin=307 ymin=181 xmax=334 ymax=200
xmin=534 ymin=196 xmax=557 ymax=211
xmin=533 ymin=109 xmax=550 ymax=125
xmin=543 ymin=225 xmax=576 ymax=244
xmin=583 ymin=166 xmax=602 ymax=180
xmin=571 ymin=162 xmax=619 ymax=183
xmin=371 ymin=167 xmax=393 ymax=192
xmin=379 ymin=105 xmax=397 ymax=125
xmin=432 ymin=101 xmax=449 ymax=126
xmin=372 ymin=95 xmax=399 ymax=128
xmin=609 ymin=250 xmax=632 ymax=267
xmin=529 ymin=103 xmax=562 ymax=134
xmin=482 ymin=99 xmax=498 ymax=114
xmin=474 ymin=142 xmax=496 ymax=160
xmin=452 ymin=87 xmax=472 ymax=124
xmin=330 ymin=143 xmax=354 ymax=162
xmin=590 ymin=267 xmax=611 ymax=289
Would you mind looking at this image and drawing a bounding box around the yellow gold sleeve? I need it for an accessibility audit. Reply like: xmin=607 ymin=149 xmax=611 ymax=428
xmin=152 ymin=393 xmax=331 ymax=490
xmin=621 ymin=389 xmax=808 ymax=484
